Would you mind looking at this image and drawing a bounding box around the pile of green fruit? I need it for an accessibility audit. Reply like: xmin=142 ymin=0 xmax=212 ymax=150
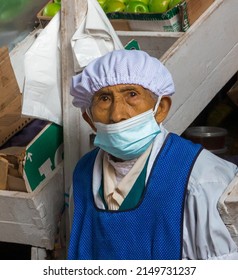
xmin=43 ymin=0 xmax=61 ymax=17
xmin=98 ymin=0 xmax=182 ymax=13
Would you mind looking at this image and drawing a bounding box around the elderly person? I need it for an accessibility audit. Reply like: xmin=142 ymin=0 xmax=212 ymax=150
xmin=67 ymin=49 xmax=238 ymax=260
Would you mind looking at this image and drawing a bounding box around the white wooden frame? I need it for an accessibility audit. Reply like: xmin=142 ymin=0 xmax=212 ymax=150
xmin=162 ymin=0 xmax=238 ymax=134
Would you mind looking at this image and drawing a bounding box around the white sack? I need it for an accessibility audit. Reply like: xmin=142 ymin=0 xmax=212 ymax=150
xmin=22 ymin=13 xmax=62 ymax=125
xmin=71 ymin=0 xmax=123 ymax=72
xmin=218 ymin=174 xmax=238 ymax=246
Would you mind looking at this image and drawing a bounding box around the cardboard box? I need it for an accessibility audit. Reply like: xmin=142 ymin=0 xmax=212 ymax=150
xmin=186 ymin=0 xmax=215 ymax=25
xmin=0 ymin=164 xmax=64 ymax=250
xmin=0 ymin=157 xmax=8 ymax=190
xmin=0 ymin=45 xmax=64 ymax=250
xmin=109 ymin=0 xmax=214 ymax=31
xmin=0 ymin=47 xmax=64 ymax=193
xmin=0 ymin=122 xmax=64 ymax=193
xmin=0 ymin=47 xmax=32 ymax=147
xmin=109 ymin=1 xmax=189 ymax=32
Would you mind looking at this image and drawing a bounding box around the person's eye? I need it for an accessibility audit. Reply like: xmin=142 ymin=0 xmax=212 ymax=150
xmin=129 ymin=91 xmax=138 ymax=97
xmin=99 ymin=95 xmax=110 ymax=101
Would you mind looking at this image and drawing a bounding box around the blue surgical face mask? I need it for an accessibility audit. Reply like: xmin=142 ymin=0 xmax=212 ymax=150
xmin=93 ymin=97 xmax=161 ymax=160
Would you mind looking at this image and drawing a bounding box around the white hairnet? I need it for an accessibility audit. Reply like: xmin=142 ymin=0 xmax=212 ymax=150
xmin=70 ymin=49 xmax=175 ymax=110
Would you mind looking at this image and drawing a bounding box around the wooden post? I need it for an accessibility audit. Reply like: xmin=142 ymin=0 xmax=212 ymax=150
xmin=60 ymin=0 xmax=88 ymax=249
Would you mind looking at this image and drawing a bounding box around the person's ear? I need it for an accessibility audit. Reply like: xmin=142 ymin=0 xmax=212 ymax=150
xmin=82 ymin=111 xmax=97 ymax=132
xmin=154 ymin=96 xmax=171 ymax=123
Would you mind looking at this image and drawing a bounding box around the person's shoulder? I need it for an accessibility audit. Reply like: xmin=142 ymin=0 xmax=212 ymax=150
xmin=189 ymin=148 xmax=238 ymax=190
xmin=196 ymin=148 xmax=237 ymax=173
xmin=74 ymin=148 xmax=100 ymax=172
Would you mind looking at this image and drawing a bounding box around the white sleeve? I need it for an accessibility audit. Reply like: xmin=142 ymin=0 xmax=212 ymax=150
xmin=182 ymin=149 xmax=238 ymax=260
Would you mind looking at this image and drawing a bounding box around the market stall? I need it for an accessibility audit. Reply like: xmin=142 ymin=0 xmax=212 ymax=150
xmin=0 ymin=0 xmax=238 ymax=259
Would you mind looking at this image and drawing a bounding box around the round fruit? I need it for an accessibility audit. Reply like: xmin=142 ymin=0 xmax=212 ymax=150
xmin=168 ymin=0 xmax=182 ymax=9
xmin=98 ymin=0 xmax=107 ymax=8
xmin=43 ymin=3 xmax=61 ymax=17
xmin=125 ymin=1 xmax=149 ymax=13
xmin=127 ymin=0 xmax=149 ymax=5
xmin=148 ymin=0 xmax=170 ymax=13
xmin=54 ymin=0 xmax=61 ymax=4
xmin=103 ymin=0 xmax=126 ymax=13
xmin=116 ymin=0 xmax=129 ymax=4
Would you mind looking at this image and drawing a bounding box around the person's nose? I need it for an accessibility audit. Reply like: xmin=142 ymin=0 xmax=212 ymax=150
xmin=110 ymin=98 xmax=128 ymax=123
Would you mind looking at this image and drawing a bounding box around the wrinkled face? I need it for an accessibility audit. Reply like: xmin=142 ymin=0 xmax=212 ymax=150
xmin=90 ymin=84 xmax=157 ymax=124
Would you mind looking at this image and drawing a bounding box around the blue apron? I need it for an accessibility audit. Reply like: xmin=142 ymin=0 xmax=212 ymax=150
xmin=68 ymin=133 xmax=202 ymax=260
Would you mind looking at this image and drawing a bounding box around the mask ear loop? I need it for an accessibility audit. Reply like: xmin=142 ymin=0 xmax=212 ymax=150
xmin=85 ymin=108 xmax=94 ymax=123
xmin=153 ymin=95 xmax=162 ymax=116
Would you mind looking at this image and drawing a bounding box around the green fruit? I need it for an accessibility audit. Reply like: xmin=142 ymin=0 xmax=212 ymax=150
xmin=125 ymin=1 xmax=149 ymax=13
xmin=168 ymin=0 xmax=182 ymax=9
xmin=128 ymin=0 xmax=149 ymax=5
xmin=148 ymin=0 xmax=170 ymax=13
xmin=116 ymin=0 xmax=129 ymax=4
xmin=98 ymin=0 xmax=107 ymax=8
xmin=103 ymin=0 xmax=126 ymax=13
xmin=43 ymin=3 xmax=61 ymax=17
xmin=54 ymin=0 xmax=61 ymax=4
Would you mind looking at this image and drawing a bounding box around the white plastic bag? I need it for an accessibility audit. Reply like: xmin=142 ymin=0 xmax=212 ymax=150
xmin=71 ymin=0 xmax=123 ymax=72
xmin=22 ymin=13 xmax=62 ymax=125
